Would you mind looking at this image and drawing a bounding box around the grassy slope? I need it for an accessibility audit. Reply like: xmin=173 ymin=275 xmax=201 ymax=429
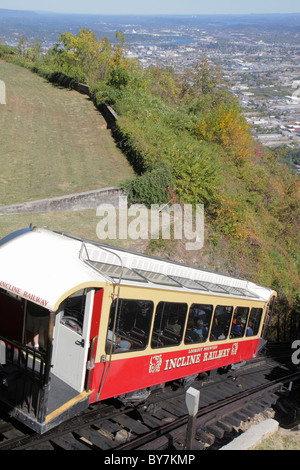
xmin=0 ymin=60 xmax=134 ymax=206
xmin=0 ymin=210 xmax=138 ymax=249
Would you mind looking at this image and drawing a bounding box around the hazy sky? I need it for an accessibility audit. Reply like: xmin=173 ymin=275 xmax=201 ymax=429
xmin=0 ymin=0 xmax=300 ymax=15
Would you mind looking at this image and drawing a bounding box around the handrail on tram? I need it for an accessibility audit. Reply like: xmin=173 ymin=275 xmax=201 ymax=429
xmin=78 ymin=241 xmax=124 ymax=401
xmin=43 ymin=227 xmax=124 ymax=401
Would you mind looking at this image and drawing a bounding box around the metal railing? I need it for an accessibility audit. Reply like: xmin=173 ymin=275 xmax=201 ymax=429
xmin=0 ymin=336 xmax=49 ymax=421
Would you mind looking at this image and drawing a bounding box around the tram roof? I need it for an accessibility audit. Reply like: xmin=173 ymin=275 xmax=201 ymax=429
xmin=0 ymin=227 xmax=275 ymax=311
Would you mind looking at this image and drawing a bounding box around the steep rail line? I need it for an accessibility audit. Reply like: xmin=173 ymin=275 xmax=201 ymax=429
xmin=117 ymin=356 xmax=300 ymax=450
xmin=0 ymin=346 xmax=299 ymax=450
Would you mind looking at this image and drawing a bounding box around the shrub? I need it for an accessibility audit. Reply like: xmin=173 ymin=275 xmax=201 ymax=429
xmin=122 ymin=164 xmax=174 ymax=207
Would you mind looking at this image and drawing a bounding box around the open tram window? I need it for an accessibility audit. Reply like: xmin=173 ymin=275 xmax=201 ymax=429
xmin=184 ymin=304 xmax=213 ymax=344
xmin=106 ymin=299 xmax=154 ymax=354
xmin=26 ymin=302 xmax=50 ymax=350
xmin=151 ymin=301 xmax=188 ymax=349
xmin=0 ymin=291 xmax=25 ymax=345
xmin=60 ymin=289 xmax=87 ymax=335
xmin=230 ymin=307 xmax=249 ymax=339
xmin=210 ymin=305 xmax=233 ymax=341
xmin=246 ymin=307 xmax=263 ymax=336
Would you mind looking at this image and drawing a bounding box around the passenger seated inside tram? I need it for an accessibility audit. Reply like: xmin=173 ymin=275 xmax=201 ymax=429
xmin=210 ymin=317 xmax=224 ymax=340
xmin=246 ymin=321 xmax=254 ymax=337
xmin=26 ymin=303 xmax=49 ymax=352
xmin=231 ymin=318 xmax=243 ymax=336
xmin=210 ymin=305 xmax=233 ymax=341
xmin=194 ymin=319 xmax=206 ymax=339
xmin=107 ymin=330 xmax=131 ymax=352
xmin=166 ymin=316 xmax=181 ymax=335
xmin=184 ymin=319 xmax=201 ymax=343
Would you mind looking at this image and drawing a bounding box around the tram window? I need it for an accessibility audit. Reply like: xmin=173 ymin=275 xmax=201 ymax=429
xmin=26 ymin=302 xmax=49 ymax=349
xmin=151 ymin=302 xmax=188 ymax=349
xmin=210 ymin=305 xmax=233 ymax=341
xmin=184 ymin=304 xmax=213 ymax=344
xmin=246 ymin=308 xmax=263 ymax=336
xmin=60 ymin=290 xmax=87 ymax=335
xmin=106 ymin=299 xmax=154 ymax=354
xmin=0 ymin=291 xmax=25 ymax=344
xmin=230 ymin=307 xmax=249 ymax=338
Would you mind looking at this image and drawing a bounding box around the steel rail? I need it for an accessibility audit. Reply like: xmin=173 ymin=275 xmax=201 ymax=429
xmin=0 ymin=354 xmax=299 ymax=450
xmin=115 ymin=369 xmax=300 ymax=450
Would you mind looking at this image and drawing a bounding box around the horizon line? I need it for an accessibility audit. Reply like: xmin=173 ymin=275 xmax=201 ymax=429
xmin=1 ymin=8 xmax=300 ymax=16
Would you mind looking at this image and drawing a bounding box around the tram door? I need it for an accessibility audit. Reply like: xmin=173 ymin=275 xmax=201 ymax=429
xmin=52 ymin=289 xmax=95 ymax=392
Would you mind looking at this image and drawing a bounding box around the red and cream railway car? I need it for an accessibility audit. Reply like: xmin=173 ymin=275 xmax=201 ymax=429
xmin=0 ymin=227 xmax=276 ymax=433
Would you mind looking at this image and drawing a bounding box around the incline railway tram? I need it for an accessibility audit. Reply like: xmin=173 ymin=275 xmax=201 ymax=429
xmin=0 ymin=227 xmax=276 ymax=433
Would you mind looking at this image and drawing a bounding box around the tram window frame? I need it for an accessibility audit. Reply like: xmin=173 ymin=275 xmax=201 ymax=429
xmin=60 ymin=289 xmax=87 ymax=336
xmin=184 ymin=303 xmax=213 ymax=345
xmin=106 ymin=298 xmax=154 ymax=354
xmin=210 ymin=305 xmax=233 ymax=341
xmin=246 ymin=307 xmax=263 ymax=337
xmin=151 ymin=301 xmax=188 ymax=349
xmin=230 ymin=306 xmax=250 ymax=339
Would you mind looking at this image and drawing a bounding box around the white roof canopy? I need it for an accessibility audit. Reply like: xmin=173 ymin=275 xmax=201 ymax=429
xmin=0 ymin=227 xmax=276 ymax=312
xmin=0 ymin=227 xmax=107 ymax=311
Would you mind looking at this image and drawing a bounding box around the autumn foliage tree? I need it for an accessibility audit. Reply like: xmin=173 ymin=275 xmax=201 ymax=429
xmin=195 ymin=102 xmax=253 ymax=164
xmin=49 ymin=27 xmax=117 ymax=83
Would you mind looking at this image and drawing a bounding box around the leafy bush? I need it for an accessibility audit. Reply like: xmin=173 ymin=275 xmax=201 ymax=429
xmin=47 ymin=71 xmax=79 ymax=89
xmin=0 ymin=44 xmax=16 ymax=57
xmin=122 ymin=164 xmax=174 ymax=207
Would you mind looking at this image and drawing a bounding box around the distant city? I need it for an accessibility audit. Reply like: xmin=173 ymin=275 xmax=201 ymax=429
xmin=1 ymin=9 xmax=300 ymax=163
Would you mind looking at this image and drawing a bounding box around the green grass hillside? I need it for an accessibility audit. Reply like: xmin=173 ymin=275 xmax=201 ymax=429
xmin=0 ymin=60 xmax=134 ymax=206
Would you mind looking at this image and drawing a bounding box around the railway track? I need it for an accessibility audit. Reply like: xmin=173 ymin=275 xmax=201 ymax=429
xmin=0 ymin=345 xmax=299 ymax=451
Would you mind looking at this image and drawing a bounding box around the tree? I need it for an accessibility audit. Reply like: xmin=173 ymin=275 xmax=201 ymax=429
xmin=180 ymin=55 xmax=225 ymax=102
xmin=145 ymin=66 xmax=180 ymax=103
xmin=17 ymin=35 xmax=27 ymax=57
xmin=113 ymin=31 xmax=126 ymax=66
xmin=26 ymin=40 xmax=42 ymax=62
xmin=195 ymin=100 xmax=253 ymax=164
xmin=52 ymin=28 xmax=113 ymax=83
